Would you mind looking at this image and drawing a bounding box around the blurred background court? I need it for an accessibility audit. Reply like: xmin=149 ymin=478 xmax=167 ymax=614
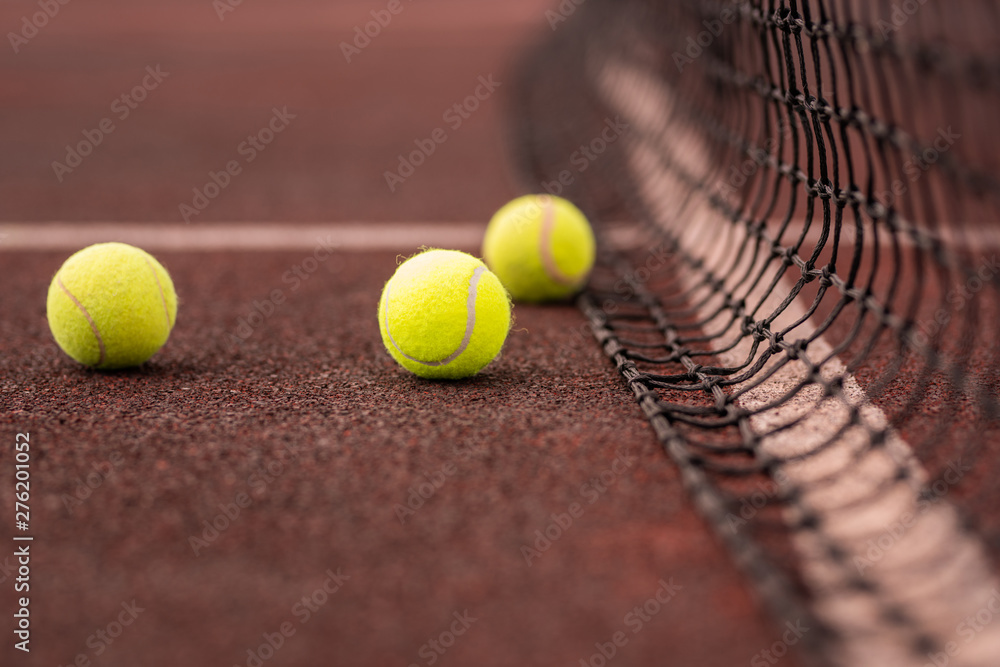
xmin=0 ymin=0 xmax=539 ymax=222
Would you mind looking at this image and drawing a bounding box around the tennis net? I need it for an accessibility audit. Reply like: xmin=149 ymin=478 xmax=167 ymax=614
xmin=510 ymin=2 xmax=1000 ymax=665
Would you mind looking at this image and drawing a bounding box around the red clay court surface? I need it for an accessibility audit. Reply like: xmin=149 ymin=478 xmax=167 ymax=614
xmin=1 ymin=2 xmax=791 ymax=667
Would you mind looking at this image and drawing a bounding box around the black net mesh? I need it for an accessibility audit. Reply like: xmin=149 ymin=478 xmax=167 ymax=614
xmin=510 ymin=1 xmax=1000 ymax=665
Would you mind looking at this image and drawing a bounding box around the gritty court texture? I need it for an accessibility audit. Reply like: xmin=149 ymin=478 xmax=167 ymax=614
xmin=4 ymin=1 xmax=1000 ymax=667
xmin=0 ymin=2 xmax=778 ymax=666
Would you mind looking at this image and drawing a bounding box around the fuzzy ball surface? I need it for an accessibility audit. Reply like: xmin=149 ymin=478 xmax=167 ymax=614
xmin=378 ymin=249 xmax=511 ymax=380
xmin=47 ymin=242 xmax=178 ymax=369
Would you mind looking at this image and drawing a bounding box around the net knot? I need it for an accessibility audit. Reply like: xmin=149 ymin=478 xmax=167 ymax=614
xmin=834 ymin=105 xmax=854 ymax=124
xmin=810 ymin=21 xmax=835 ymax=39
xmin=773 ymin=7 xmax=803 ymax=35
xmin=848 ymin=105 xmax=869 ymax=129
xmin=813 ymin=99 xmax=834 ymax=121
xmin=782 ymin=246 xmax=797 ymax=266
xmin=700 ymin=375 xmax=721 ymax=391
xmin=870 ymin=119 xmax=893 ymax=142
xmin=866 ymin=199 xmax=889 ymax=221
xmin=781 ymin=336 xmax=803 ymax=358
xmin=797 ymin=513 xmax=820 ymax=530
xmin=788 ymin=90 xmax=807 ymax=112
xmin=810 ymin=178 xmax=835 ymax=200
xmin=753 ymin=75 xmax=770 ymax=98
xmin=743 ymin=316 xmax=764 ymax=339
xmin=916 ymin=45 xmax=944 ymax=72
xmin=819 ymin=266 xmax=834 ymax=287
xmin=823 ymin=374 xmax=846 ymax=397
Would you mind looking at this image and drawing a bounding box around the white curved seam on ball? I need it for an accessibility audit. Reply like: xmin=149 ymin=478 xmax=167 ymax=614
xmin=538 ymin=195 xmax=577 ymax=287
xmin=385 ymin=266 xmax=484 ymax=366
xmin=143 ymin=256 xmax=172 ymax=327
xmin=57 ymin=276 xmax=106 ymax=367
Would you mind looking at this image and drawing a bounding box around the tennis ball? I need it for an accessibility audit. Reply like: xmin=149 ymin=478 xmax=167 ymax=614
xmin=483 ymin=194 xmax=596 ymax=302
xmin=378 ymin=249 xmax=511 ymax=380
xmin=47 ymin=242 xmax=178 ymax=369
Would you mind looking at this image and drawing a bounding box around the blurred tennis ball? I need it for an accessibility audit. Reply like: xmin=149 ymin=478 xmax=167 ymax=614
xmin=483 ymin=194 xmax=596 ymax=302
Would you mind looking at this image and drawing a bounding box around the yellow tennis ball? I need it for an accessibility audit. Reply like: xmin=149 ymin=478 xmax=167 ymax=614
xmin=378 ymin=249 xmax=511 ymax=380
xmin=47 ymin=242 xmax=178 ymax=369
xmin=483 ymin=194 xmax=596 ymax=302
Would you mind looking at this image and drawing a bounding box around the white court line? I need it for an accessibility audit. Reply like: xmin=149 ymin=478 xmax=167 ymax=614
xmin=601 ymin=58 xmax=1000 ymax=666
xmin=0 ymin=223 xmax=484 ymax=252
